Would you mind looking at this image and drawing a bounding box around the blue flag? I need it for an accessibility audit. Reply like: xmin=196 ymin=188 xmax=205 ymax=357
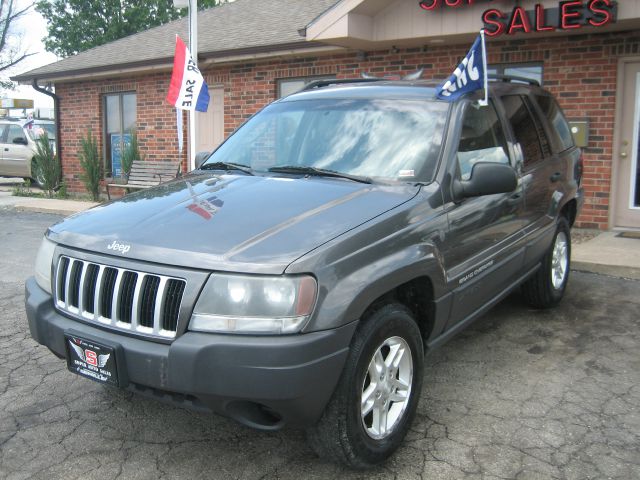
xmin=436 ymin=32 xmax=488 ymax=103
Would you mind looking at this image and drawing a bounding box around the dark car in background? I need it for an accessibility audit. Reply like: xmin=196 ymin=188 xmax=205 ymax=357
xmin=26 ymin=77 xmax=583 ymax=468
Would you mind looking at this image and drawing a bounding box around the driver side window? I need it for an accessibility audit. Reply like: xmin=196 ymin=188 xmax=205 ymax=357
xmin=457 ymin=102 xmax=510 ymax=180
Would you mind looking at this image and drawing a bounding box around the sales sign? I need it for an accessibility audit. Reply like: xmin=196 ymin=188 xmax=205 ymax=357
xmin=418 ymin=1 xmax=618 ymax=37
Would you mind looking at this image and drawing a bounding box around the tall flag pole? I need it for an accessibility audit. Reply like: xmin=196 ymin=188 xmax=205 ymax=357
xmin=436 ymin=30 xmax=489 ymax=105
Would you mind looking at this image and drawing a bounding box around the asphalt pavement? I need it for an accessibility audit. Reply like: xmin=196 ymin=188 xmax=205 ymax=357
xmin=1 ymin=210 xmax=639 ymax=480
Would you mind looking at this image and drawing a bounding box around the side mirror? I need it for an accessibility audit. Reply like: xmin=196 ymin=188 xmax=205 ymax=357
xmin=195 ymin=151 xmax=211 ymax=170
xmin=13 ymin=137 xmax=28 ymax=146
xmin=452 ymin=162 xmax=518 ymax=200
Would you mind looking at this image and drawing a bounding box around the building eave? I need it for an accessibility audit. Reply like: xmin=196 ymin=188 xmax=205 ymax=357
xmin=11 ymin=42 xmax=344 ymax=85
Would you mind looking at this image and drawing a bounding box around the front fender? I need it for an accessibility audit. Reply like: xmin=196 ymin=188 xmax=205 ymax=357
xmin=286 ymin=190 xmax=450 ymax=333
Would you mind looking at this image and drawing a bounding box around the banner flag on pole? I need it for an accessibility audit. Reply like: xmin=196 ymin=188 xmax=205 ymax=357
xmin=166 ymin=35 xmax=210 ymax=112
xmin=436 ymin=30 xmax=488 ymax=105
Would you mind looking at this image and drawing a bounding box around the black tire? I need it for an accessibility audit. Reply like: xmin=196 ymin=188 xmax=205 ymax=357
xmin=522 ymin=217 xmax=571 ymax=308
xmin=306 ymin=303 xmax=424 ymax=469
xmin=30 ymin=160 xmax=46 ymax=188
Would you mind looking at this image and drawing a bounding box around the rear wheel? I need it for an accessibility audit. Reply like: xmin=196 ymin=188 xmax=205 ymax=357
xmin=306 ymin=303 xmax=424 ymax=469
xmin=522 ymin=217 xmax=571 ymax=308
xmin=30 ymin=160 xmax=46 ymax=188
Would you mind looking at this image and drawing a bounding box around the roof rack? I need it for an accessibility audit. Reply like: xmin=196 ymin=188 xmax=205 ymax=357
xmin=488 ymin=74 xmax=540 ymax=87
xmin=300 ymin=78 xmax=382 ymax=92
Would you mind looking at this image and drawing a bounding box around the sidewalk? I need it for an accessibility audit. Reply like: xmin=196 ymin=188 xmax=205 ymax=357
xmin=0 ymin=191 xmax=99 ymax=216
xmin=573 ymin=231 xmax=640 ymax=280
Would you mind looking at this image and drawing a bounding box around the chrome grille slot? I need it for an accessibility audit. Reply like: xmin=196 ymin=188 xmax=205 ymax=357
xmin=140 ymin=276 xmax=160 ymax=328
xmin=101 ymin=267 xmax=118 ymax=318
xmin=118 ymin=271 xmax=138 ymax=324
xmin=68 ymin=260 xmax=83 ymax=309
xmin=163 ymin=279 xmax=186 ymax=332
xmin=54 ymin=256 xmax=186 ymax=340
xmin=83 ymin=264 xmax=100 ymax=314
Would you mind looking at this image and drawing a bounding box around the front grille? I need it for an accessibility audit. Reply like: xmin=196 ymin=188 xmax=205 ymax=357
xmin=54 ymin=256 xmax=186 ymax=339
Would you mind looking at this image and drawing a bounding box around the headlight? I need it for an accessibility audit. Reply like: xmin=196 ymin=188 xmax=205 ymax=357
xmin=189 ymin=274 xmax=317 ymax=334
xmin=35 ymin=237 xmax=56 ymax=294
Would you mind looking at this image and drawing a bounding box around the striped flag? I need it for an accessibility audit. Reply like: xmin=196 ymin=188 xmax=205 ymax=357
xmin=166 ymin=35 xmax=210 ymax=112
xmin=436 ymin=30 xmax=489 ymax=105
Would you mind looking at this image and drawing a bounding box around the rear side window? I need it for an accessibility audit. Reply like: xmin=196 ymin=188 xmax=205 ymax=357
xmin=457 ymin=102 xmax=510 ymax=180
xmin=501 ymin=95 xmax=547 ymax=168
xmin=7 ymin=125 xmax=26 ymax=144
xmin=535 ymin=95 xmax=575 ymax=152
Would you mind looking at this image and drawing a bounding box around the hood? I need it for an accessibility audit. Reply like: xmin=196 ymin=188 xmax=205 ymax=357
xmin=49 ymin=173 xmax=419 ymax=274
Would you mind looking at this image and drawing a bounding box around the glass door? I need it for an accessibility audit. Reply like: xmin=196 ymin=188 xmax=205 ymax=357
xmin=104 ymin=93 xmax=136 ymax=177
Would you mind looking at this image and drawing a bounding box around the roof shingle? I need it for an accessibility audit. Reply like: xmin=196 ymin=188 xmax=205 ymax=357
xmin=14 ymin=0 xmax=339 ymax=82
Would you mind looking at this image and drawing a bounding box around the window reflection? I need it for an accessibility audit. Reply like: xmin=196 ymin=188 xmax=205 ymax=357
xmin=209 ymin=99 xmax=448 ymax=182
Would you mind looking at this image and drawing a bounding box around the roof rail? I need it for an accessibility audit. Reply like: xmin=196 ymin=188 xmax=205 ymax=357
xmin=300 ymin=78 xmax=382 ymax=92
xmin=488 ymin=74 xmax=540 ymax=87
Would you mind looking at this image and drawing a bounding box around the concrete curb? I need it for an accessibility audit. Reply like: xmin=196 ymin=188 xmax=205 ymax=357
xmin=13 ymin=204 xmax=88 ymax=217
xmin=572 ymin=262 xmax=640 ymax=281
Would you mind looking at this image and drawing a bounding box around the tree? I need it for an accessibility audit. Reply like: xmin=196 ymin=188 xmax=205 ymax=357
xmin=36 ymin=0 xmax=226 ymax=58
xmin=0 ymin=0 xmax=35 ymax=90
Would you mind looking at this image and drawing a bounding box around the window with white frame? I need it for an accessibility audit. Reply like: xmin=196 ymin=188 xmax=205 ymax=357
xmin=277 ymin=76 xmax=336 ymax=98
xmin=488 ymin=63 xmax=543 ymax=86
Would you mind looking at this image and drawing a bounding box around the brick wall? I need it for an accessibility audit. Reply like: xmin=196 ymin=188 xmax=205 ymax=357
xmin=56 ymin=30 xmax=640 ymax=229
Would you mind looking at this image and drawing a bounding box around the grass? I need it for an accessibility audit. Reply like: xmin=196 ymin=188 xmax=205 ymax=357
xmin=10 ymin=179 xmax=92 ymax=201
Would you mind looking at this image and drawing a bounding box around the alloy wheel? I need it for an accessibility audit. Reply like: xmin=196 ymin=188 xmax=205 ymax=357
xmin=361 ymin=336 xmax=413 ymax=440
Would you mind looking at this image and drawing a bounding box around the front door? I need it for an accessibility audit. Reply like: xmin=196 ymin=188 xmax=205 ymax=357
xmin=195 ymin=87 xmax=224 ymax=155
xmin=613 ymin=61 xmax=640 ymax=228
xmin=3 ymin=124 xmax=32 ymax=177
xmin=441 ymin=100 xmax=526 ymax=327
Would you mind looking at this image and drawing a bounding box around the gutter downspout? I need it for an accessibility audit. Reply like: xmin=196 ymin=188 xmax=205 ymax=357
xmin=31 ymin=78 xmax=62 ymax=173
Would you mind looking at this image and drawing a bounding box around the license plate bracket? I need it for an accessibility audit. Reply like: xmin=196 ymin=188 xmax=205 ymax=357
xmin=64 ymin=332 xmax=120 ymax=386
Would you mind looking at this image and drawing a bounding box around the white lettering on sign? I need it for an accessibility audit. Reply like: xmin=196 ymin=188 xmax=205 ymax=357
xmin=439 ymin=51 xmax=480 ymax=98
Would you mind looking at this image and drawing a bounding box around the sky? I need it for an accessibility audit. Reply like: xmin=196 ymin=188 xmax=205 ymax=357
xmin=5 ymin=3 xmax=58 ymax=110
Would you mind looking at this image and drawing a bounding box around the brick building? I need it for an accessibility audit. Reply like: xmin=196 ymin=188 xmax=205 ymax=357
xmin=13 ymin=0 xmax=640 ymax=230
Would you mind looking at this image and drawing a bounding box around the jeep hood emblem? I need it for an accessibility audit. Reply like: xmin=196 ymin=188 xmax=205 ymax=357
xmin=107 ymin=240 xmax=131 ymax=254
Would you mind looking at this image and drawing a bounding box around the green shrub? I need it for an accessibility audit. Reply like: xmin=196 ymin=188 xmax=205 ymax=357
xmin=55 ymin=181 xmax=68 ymax=199
xmin=79 ymin=130 xmax=102 ymax=201
xmin=121 ymin=131 xmax=143 ymax=179
xmin=32 ymin=132 xmax=61 ymax=198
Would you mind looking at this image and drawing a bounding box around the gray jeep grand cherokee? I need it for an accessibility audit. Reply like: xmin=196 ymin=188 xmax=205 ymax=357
xmin=26 ymin=77 xmax=583 ymax=468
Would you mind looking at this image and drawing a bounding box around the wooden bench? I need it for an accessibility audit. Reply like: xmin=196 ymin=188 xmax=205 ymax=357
xmin=106 ymin=160 xmax=181 ymax=200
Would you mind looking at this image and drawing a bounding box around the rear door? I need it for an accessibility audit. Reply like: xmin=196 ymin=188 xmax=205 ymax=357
xmin=500 ymin=94 xmax=562 ymax=268
xmin=501 ymin=95 xmax=557 ymax=229
xmin=3 ymin=124 xmax=32 ymax=177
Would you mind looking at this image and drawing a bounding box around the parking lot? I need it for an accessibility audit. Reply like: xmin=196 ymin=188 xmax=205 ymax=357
xmin=1 ymin=209 xmax=639 ymax=480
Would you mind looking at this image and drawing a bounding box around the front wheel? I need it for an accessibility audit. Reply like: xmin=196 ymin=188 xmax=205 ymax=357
xmin=522 ymin=217 xmax=571 ymax=308
xmin=306 ymin=303 xmax=424 ymax=469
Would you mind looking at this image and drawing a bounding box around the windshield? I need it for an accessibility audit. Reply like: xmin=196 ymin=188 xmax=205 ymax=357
xmin=204 ymin=98 xmax=448 ymax=182
xmin=27 ymin=123 xmax=56 ymax=141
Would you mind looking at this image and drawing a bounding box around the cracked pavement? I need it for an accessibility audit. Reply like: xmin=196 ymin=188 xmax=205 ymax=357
xmin=1 ymin=209 xmax=639 ymax=479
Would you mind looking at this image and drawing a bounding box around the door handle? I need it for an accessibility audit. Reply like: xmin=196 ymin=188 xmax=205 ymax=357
xmin=3 ymin=148 xmax=8 ymax=152
xmin=550 ymin=172 xmax=562 ymax=183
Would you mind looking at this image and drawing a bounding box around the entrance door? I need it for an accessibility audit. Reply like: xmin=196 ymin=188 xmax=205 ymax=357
xmin=195 ymin=87 xmax=224 ymax=155
xmin=614 ymin=61 xmax=640 ymax=228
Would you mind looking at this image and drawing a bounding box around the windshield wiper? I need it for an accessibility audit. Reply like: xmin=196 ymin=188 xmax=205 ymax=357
xmin=268 ymin=165 xmax=372 ymax=184
xmin=200 ymin=162 xmax=254 ymax=175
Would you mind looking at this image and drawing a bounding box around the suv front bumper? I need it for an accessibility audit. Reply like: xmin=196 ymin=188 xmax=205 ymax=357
xmin=25 ymin=277 xmax=356 ymax=430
